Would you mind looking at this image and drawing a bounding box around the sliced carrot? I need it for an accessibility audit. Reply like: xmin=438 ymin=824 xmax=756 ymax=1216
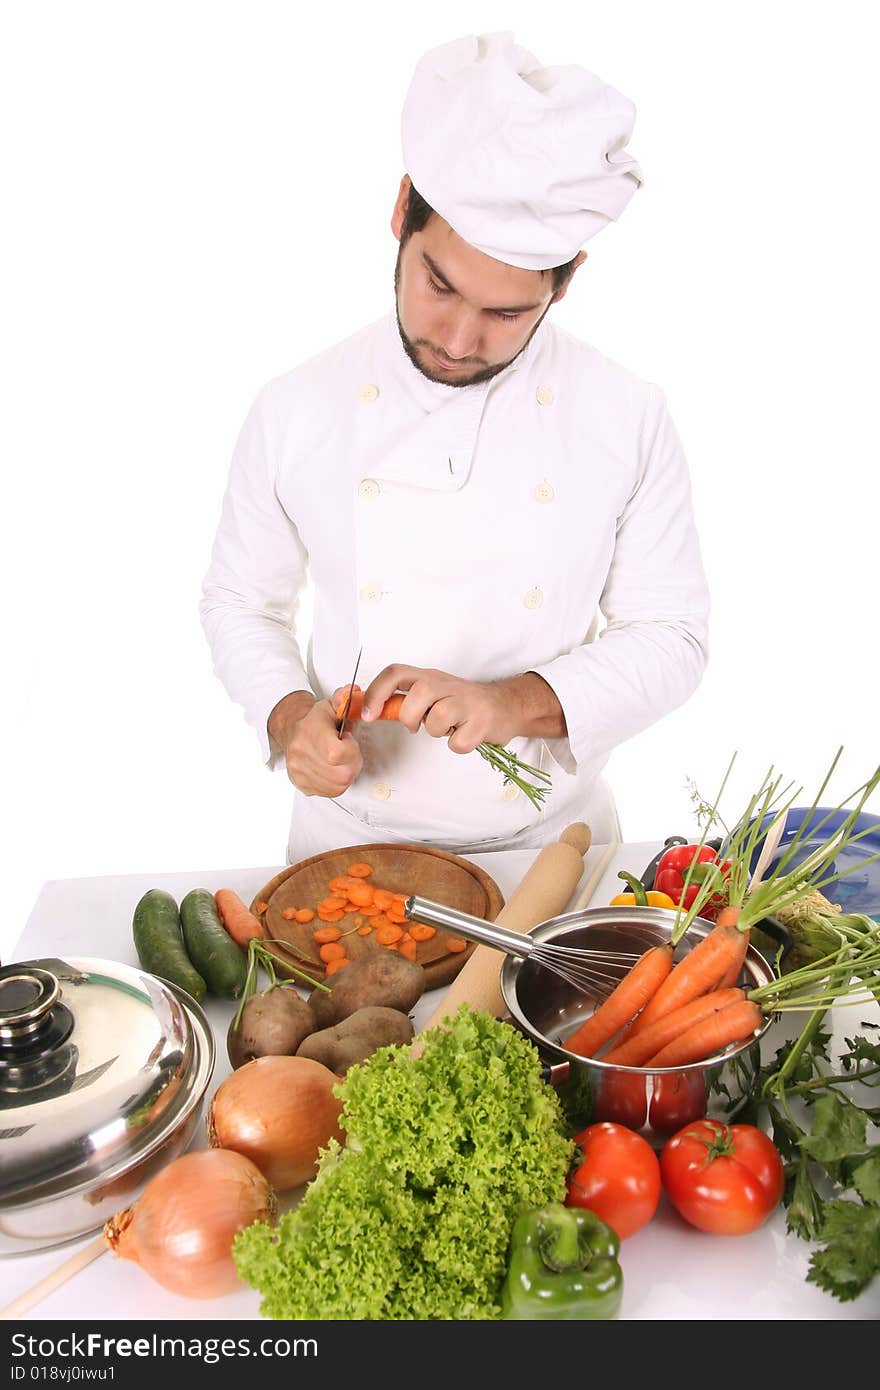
xmin=325 ymin=957 xmax=351 ymax=977
xmin=372 ymin=889 xmax=395 ymax=910
xmin=316 ymin=908 xmax=345 ymax=923
xmin=328 ymin=875 xmax=357 ymax=893
xmin=445 ymin=936 xmax=469 ymax=953
xmin=408 ymin=923 xmax=436 ymax=943
xmin=646 ymin=1000 xmax=764 ymax=1068
xmin=255 ymin=901 xmax=270 ymax=914
xmin=281 ymin=906 xmax=298 ymax=921
xmin=602 ymin=988 xmax=746 ymax=1068
xmin=563 ymin=945 xmax=674 ymax=1059
xmin=399 ymin=939 xmax=418 ymax=961
xmin=347 ymin=883 xmax=375 ymax=907
xmin=356 ymin=902 xmax=381 ymax=917
xmin=376 ymin=924 xmax=404 ymax=945
xmin=294 ymin=908 xmax=315 ymax=924
xmin=313 ymin=925 xmax=343 ymax=944
xmin=318 ymin=896 xmax=348 ymax=911
xmin=319 ymin=942 xmax=348 ymax=963
xmin=387 ymin=907 xmax=407 ymax=924
xmin=357 ymin=925 xmax=373 ymax=936
xmin=346 ymin=862 xmax=373 ymax=878
xmin=332 ymin=685 xmax=365 ymax=721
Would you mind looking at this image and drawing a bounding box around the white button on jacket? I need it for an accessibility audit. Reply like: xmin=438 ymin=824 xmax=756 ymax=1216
xmin=201 ymin=313 xmax=709 ymax=862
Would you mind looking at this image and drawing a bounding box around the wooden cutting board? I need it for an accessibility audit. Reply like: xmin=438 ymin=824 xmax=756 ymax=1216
xmin=250 ymin=843 xmax=505 ymax=990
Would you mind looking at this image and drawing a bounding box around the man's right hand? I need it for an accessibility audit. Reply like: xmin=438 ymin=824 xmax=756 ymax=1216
xmin=267 ymin=691 xmax=363 ymax=798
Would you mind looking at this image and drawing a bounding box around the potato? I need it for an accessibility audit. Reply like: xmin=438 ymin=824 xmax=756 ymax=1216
xmin=227 ymin=987 xmax=317 ymax=1069
xmin=309 ymin=952 xmax=424 ymax=1028
xmin=296 ymin=1006 xmax=415 ymax=1073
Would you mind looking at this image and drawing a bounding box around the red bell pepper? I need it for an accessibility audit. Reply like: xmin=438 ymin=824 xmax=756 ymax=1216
xmin=653 ymin=844 xmax=732 ymax=920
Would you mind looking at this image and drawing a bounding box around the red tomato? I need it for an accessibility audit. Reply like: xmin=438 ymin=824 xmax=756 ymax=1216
xmin=566 ymin=1122 xmax=661 ymax=1240
xmin=648 ymin=1070 xmax=706 ymax=1136
xmin=660 ymin=1119 xmax=785 ymax=1235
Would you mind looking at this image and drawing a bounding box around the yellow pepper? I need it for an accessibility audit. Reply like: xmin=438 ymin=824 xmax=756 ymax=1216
xmin=609 ymin=870 xmax=677 ymax=910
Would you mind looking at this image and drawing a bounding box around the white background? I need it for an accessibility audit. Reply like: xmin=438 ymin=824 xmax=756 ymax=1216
xmin=3 ymin=1 xmax=878 ymax=966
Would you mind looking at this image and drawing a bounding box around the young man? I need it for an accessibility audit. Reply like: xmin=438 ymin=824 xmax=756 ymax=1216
xmin=200 ymin=32 xmax=709 ymax=864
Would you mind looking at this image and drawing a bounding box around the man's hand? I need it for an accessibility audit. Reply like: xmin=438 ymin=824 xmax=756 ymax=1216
xmin=359 ymin=666 xmax=566 ymax=753
xmin=267 ymin=691 xmax=363 ymax=798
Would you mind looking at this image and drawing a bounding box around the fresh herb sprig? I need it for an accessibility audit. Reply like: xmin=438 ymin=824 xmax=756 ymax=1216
xmin=476 ymin=742 xmax=552 ymax=811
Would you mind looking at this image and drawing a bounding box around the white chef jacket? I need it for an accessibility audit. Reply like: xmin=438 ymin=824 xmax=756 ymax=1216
xmin=200 ymin=311 xmax=709 ymax=863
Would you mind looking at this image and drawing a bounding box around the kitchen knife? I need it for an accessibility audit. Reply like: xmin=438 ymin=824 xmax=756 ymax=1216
xmin=336 ymin=647 xmax=363 ymax=739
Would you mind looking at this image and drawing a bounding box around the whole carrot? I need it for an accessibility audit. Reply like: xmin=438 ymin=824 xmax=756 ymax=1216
xmin=627 ymin=915 xmax=746 ymax=1038
xmin=564 ymin=944 xmax=674 ymax=1059
xmin=213 ymin=889 xmax=266 ymax=948
xmin=646 ymin=999 xmax=764 ymax=1068
xmin=602 ymin=988 xmax=745 ymax=1068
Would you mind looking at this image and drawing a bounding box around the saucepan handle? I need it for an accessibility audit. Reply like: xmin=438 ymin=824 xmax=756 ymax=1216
xmin=540 ymin=1060 xmax=571 ymax=1087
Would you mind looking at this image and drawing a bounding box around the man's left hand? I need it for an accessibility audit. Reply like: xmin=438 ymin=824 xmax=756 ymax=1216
xmin=359 ymin=665 xmax=565 ymax=752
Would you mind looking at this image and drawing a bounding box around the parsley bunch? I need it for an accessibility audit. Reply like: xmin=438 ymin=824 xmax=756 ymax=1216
xmin=751 ymin=1014 xmax=880 ymax=1301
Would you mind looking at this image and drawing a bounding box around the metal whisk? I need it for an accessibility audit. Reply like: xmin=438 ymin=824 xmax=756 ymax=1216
xmin=404 ymin=896 xmax=643 ymax=999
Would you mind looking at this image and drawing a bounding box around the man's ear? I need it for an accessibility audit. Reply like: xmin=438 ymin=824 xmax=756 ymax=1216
xmin=550 ymin=250 xmax=588 ymax=304
xmin=391 ymin=174 xmax=411 ymax=242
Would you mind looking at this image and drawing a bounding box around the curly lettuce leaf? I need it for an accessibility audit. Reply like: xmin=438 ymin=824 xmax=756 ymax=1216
xmin=234 ymin=1007 xmax=574 ymax=1320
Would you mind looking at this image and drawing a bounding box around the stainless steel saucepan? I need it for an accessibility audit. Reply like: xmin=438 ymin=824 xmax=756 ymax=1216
xmin=0 ymin=956 xmax=215 ymax=1255
xmin=405 ymin=899 xmax=776 ymax=1146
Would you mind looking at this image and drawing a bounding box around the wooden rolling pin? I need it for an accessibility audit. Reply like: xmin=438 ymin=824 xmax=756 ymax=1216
xmin=419 ymin=822 xmax=592 ymax=1031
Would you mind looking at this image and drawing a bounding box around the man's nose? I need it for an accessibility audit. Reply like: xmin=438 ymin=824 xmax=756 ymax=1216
xmin=440 ymin=307 xmax=481 ymax=360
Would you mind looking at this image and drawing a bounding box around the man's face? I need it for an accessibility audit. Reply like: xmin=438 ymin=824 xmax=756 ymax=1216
xmin=393 ymin=210 xmax=559 ymax=388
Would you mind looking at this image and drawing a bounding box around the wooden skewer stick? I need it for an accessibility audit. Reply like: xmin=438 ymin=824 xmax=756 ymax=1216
xmin=0 ymin=1233 xmax=107 ymax=1320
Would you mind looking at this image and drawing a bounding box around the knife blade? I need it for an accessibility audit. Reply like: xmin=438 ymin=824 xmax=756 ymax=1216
xmin=336 ymin=647 xmax=363 ymax=739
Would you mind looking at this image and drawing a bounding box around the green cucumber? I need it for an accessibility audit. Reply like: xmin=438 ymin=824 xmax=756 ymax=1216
xmin=132 ymin=888 xmax=207 ymax=1002
xmin=180 ymin=888 xmax=248 ymax=999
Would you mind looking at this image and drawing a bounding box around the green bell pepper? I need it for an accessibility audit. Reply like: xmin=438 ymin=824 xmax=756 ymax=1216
xmin=500 ymin=1203 xmax=623 ymax=1320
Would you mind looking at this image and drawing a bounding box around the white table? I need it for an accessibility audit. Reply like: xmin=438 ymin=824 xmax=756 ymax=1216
xmin=4 ymin=846 xmax=878 ymax=1322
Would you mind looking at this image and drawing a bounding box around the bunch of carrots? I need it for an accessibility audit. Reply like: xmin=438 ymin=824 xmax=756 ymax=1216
xmin=566 ymin=751 xmax=880 ymax=1068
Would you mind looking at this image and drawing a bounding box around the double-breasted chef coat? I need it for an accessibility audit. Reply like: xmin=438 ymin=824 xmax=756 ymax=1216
xmin=200 ymin=311 xmax=710 ymax=865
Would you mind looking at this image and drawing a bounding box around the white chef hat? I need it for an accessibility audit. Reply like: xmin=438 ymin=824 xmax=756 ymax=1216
xmin=401 ymin=32 xmax=643 ymax=272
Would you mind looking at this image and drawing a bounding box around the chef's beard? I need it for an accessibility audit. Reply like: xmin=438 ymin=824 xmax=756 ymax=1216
xmin=393 ymin=245 xmax=551 ymax=388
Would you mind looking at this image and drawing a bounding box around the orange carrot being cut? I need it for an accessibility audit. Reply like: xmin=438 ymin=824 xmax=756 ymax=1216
xmin=214 ymin=889 xmax=266 ymax=948
xmin=627 ymin=918 xmax=746 ymax=1038
xmin=333 ymin=688 xmax=408 ymax=724
xmin=563 ymin=944 xmax=674 ymax=1059
xmin=646 ymin=999 xmax=764 ymax=1068
xmin=602 ymin=988 xmax=745 ymax=1068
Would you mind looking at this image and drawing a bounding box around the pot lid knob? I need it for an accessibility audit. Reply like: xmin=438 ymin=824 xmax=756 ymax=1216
xmin=0 ymin=967 xmax=60 ymax=1045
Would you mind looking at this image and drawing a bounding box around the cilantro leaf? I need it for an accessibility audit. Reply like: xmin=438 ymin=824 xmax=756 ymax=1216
xmin=807 ymin=1201 xmax=880 ymax=1302
xmin=851 ymin=1153 xmax=880 ymax=1203
xmin=786 ymin=1156 xmax=825 ymax=1242
xmin=799 ymin=1094 xmax=868 ymax=1181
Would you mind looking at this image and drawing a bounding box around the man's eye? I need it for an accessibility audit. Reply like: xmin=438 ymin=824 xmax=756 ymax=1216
xmin=494 ymin=310 xmax=520 ymax=322
xmin=427 ymin=278 xmax=450 ymax=296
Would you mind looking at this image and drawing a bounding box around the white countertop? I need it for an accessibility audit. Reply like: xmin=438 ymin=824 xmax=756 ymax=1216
xmin=4 ymin=844 xmax=878 ymax=1323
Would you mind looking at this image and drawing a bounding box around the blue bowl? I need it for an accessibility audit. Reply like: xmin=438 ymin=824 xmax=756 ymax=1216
xmin=726 ymin=806 xmax=880 ymax=919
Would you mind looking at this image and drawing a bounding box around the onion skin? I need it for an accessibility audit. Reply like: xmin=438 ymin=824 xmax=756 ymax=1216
xmin=104 ymin=1148 xmax=275 ymax=1299
xmin=208 ymin=1054 xmax=345 ymax=1191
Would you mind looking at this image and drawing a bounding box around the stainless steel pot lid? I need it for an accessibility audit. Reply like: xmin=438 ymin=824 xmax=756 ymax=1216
xmin=0 ymin=956 xmax=214 ymax=1208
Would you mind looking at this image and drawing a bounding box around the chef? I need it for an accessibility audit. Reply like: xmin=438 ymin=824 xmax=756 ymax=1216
xmin=200 ymin=31 xmax=710 ymax=865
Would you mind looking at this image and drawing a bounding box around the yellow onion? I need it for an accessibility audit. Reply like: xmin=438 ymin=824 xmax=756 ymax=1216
xmin=207 ymin=1054 xmax=345 ymax=1190
xmin=104 ymin=1147 xmax=275 ymax=1298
